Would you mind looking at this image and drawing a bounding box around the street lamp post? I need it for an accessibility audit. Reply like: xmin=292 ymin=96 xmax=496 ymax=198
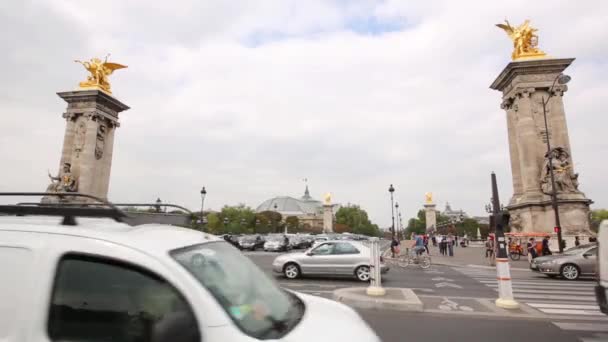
xmin=541 ymin=73 xmax=571 ymax=253
xmin=388 ymin=184 xmax=395 ymax=238
xmin=273 ymin=203 xmax=278 ymax=233
xmin=200 ymin=187 xmax=206 ymax=228
xmin=395 ymin=202 xmax=400 ymax=237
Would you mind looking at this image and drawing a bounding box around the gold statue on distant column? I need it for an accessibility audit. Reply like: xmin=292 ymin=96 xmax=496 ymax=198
xmin=324 ymin=193 xmax=332 ymax=205
xmin=425 ymin=192 xmax=433 ymax=204
xmin=75 ymin=54 xmax=127 ymax=94
xmin=496 ymin=19 xmax=547 ymax=61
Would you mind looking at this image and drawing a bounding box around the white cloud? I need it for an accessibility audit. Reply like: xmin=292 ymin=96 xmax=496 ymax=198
xmin=1 ymin=0 xmax=607 ymax=227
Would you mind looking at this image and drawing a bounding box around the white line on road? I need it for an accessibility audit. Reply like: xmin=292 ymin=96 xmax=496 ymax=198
xmin=435 ymin=282 xmax=463 ymax=289
xmin=552 ymin=322 xmax=608 ymax=332
xmin=528 ymin=303 xmax=600 ymax=310
xmin=513 ymin=293 xmax=597 ymax=301
xmin=493 ymin=288 xmax=595 ymax=296
xmin=478 ymin=279 xmax=596 ymax=287
xmin=539 ymin=308 xmax=604 ymax=316
xmin=431 ymin=277 xmax=454 ymax=281
xmin=484 ymin=283 xmax=595 ymax=290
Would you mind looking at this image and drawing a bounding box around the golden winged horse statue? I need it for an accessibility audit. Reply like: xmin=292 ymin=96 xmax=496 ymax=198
xmin=496 ymin=19 xmax=547 ymax=60
xmin=75 ymin=54 xmax=127 ymax=94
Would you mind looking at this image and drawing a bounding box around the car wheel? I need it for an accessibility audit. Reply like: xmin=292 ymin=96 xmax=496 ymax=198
xmin=283 ymin=263 xmax=300 ymax=279
xmin=560 ymin=264 xmax=580 ymax=280
xmin=355 ymin=265 xmax=371 ymax=282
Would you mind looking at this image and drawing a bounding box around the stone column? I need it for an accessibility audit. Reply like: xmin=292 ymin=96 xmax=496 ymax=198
xmin=323 ymin=204 xmax=334 ymax=233
xmin=45 ymin=90 xmax=129 ymax=202
xmin=490 ymin=58 xmax=591 ymax=235
xmin=424 ymin=203 xmax=437 ymax=233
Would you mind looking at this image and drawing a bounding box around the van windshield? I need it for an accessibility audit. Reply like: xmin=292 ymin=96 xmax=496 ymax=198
xmin=171 ymin=242 xmax=305 ymax=339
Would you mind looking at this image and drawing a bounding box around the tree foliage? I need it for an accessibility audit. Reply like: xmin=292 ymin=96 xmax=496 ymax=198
xmin=335 ymin=205 xmax=381 ymax=237
xmin=591 ymin=209 xmax=608 ymax=233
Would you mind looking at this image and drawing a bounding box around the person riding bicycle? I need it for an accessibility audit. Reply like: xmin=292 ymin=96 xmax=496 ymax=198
xmin=412 ymin=233 xmax=426 ymax=256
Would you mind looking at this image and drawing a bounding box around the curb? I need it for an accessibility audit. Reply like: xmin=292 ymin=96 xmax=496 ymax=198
xmin=333 ymin=287 xmax=423 ymax=312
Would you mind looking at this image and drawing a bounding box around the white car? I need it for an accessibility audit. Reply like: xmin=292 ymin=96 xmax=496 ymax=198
xmin=0 ymin=207 xmax=380 ymax=341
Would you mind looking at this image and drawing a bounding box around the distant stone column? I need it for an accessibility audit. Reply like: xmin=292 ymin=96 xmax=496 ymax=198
xmin=490 ymin=58 xmax=592 ymax=235
xmin=323 ymin=204 xmax=334 ymax=233
xmin=424 ymin=203 xmax=437 ymax=233
xmin=45 ymin=90 xmax=129 ymax=202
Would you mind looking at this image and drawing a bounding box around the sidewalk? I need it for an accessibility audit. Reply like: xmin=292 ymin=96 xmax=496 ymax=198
xmin=392 ymin=240 xmax=531 ymax=271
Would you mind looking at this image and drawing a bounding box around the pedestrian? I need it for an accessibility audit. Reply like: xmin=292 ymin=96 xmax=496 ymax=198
xmin=423 ymin=235 xmax=430 ymax=255
xmin=527 ymin=238 xmax=537 ymax=262
xmin=454 ymin=235 xmax=458 ymax=248
xmin=485 ymin=236 xmax=494 ymax=258
xmin=390 ymin=236 xmax=400 ymax=258
xmin=542 ymin=236 xmax=552 ymax=256
xmin=439 ymin=235 xmax=446 ymax=255
xmin=574 ymin=236 xmax=580 ymax=247
xmin=447 ymin=234 xmax=454 ymax=257
xmin=432 ymin=235 xmax=437 ymax=247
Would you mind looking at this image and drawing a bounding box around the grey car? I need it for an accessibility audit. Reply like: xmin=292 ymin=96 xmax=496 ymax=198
xmin=530 ymin=243 xmax=598 ymax=280
xmin=272 ymin=240 xmax=389 ymax=282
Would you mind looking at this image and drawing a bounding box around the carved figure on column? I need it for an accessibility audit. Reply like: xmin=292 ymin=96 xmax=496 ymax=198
xmin=46 ymin=163 xmax=78 ymax=193
xmin=95 ymin=124 xmax=106 ymax=160
xmin=74 ymin=55 xmax=127 ymax=94
xmin=496 ymin=19 xmax=547 ymax=60
xmin=541 ymin=147 xmax=579 ymax=194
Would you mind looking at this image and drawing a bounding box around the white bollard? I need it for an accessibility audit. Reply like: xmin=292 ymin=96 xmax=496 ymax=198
xmin=495 ymin=255 xmax=519 ymax=309
xmin=367 ymin=238 xmax=386 ymax=296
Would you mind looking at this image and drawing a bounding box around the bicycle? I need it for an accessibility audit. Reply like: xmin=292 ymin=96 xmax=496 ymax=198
xmin=385 ymin=248 xmax=431 ymax=269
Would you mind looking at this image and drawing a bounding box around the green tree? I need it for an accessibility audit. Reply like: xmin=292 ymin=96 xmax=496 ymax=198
xmin=591 ymin=209 xmax=608 ymax=233
xmin=285 ymin=216 xmax=300 ymax=233
xmin=335 ymin=205 xmax=381 ymax=237
xmin=257 ymin=210 xmax=283 ymax=233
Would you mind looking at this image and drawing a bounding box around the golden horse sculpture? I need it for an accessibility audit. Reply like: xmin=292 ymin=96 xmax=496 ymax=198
xmin=425 ymin=192 xmax=433 ymax=204
xmin=75 ymin=55 xmax=127 ymax=94
xmin=324 ymin=193 xmax=332 ymax=205
xmin=496 ymin=19 xmax=547 ymax=61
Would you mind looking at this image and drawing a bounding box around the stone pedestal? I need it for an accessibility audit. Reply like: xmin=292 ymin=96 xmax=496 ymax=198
xmin=424 ymin=203 xmax=437 ymax=233
xmin=44 ymin=90 xmax=129 ymax=202
xmin=490 ymin=58 xmax=592 ymax=235
xmin=323 ymin=204 xmax=334 ymax=233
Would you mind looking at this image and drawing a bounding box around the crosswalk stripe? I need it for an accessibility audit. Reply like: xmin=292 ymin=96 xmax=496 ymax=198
xmin=478 ymin=279 xmax=596 ymax=287
xmin=539 ymin=308 xmax=603 ymax=316
xmin=552 ymin=322 xmax=608 ymax=332
xmin=491 ymin=288 xmax=594 ymax=296
xmin=514 ymin=293 xmax=597 ymax=301
xmin=528 ymin=303 xmax=600 ymax=310
xmin=484 ymin=283 xmax=594 ymax=290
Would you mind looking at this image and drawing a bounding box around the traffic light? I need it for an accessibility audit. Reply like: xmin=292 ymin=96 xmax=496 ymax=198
xmin=554 ymin=226 xmax=561 ymax=233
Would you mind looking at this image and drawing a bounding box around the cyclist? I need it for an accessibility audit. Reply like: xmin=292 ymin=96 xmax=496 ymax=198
xmin=412 ymin=233 xmax=426 ymax=256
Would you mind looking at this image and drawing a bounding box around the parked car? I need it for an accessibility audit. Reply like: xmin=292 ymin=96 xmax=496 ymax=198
xmin=220 ymin=234 xmax=242 ymax=249
xmin=273 ymin=240 xmax=389 ymax=281
xmin=290 ymin=235 xmax=313 ymax=249
xmin=530 ymin=243 xmax=598 ymax=280
xmin=597 ymin=220 xmax=607 ymax=315
xmin=264 ymin=234 xmax=291 ymax=252
xmin=237 ymin=235 xmax=265 ymax=250
xmin=0 ymin=199 xmax=381 ymax=342
xmin=311 ymin=235 xmax=329 ymax=248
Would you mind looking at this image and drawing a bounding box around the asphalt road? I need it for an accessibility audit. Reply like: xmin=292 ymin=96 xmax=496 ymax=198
xmin=245 ymin=250 xmax=608 ymax=342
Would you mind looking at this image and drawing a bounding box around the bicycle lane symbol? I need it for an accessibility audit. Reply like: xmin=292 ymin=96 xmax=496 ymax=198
xmin=438 ymin=297 xmax=474 ymax=312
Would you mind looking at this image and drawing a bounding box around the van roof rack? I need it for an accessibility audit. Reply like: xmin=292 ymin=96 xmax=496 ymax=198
xmin=0 ymin=192 xmax=127 ymax=225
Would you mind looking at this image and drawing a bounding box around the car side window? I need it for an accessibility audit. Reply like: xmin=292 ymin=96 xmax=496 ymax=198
xmin=334 ymin=243 xmax=360 ymax=255
xmin=48 ymin=254 xmax=201 ymax=342
xmin=312 ymin=243 xmax=334 ymax=255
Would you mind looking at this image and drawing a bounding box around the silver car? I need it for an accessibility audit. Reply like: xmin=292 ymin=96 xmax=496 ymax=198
xmin=272 ymin=241 xmax=389 ymax=282
xmin=530 ymin=243 xmax=598 ymax=280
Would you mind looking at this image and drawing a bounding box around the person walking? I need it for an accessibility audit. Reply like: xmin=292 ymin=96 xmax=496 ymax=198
xmin=423 ymin=235 xmax=430 ymax=255
xmin=432 ymin=235 xmax=437 ymax=247
xmin=454 ymin=235 xmax=458 ymax=248
xmin=447 ymin=234 xmax=454 ymax=257
xmin=527 ymin=238 xmax=537 ymax=263
xmin=390 ymin=236 xmax=400 ymax=258
xmin=574 ymin=236 xmax=580 ymax=247
xmin=438 ymin=235 xmax=445 ymax=255
xmin=542 ymin=236 xmax=552 ymax=256
xmin=485 ymin=236 xmax=495 ymax=259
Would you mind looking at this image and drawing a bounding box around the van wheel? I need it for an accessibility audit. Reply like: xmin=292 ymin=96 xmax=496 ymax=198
xmin=283 ymin=263 xmax=300 ymax=279
xmin=560 ymin=264 xmax=580 ymax=280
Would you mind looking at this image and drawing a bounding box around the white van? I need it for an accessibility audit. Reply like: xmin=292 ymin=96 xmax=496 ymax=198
xmin=0 ymin=200 xmax=380 ymax=341
xmin=597 ymin=220 xmax=608 ymax=315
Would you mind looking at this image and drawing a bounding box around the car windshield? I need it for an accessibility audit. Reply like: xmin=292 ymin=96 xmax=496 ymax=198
xmin=171 ymin=241 xmax=304 ymax=339
xmin=562 ymin=245 xmax=590 ymax=255
xmin=239 ymin=236 xmax=256 ymax=242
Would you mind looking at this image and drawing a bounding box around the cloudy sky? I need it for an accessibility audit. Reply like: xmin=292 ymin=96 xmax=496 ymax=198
xmin=1 ymin=0 xmax=607 ymax=227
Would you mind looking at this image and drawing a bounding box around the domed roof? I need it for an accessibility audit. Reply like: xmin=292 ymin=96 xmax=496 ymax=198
xmin=256 ymin=196 xmax=322 ymax=216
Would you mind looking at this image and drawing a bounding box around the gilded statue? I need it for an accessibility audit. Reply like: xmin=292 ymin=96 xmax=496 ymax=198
xmin=75 ymin=54 xmax=127 ymax=94
xmin=324 ymin=193 xmax=332 ymax=205
xmin=425 ymin=192 xmax=433 ymax=204
xmin=496 ymin=19 xmax=547 ymax=60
